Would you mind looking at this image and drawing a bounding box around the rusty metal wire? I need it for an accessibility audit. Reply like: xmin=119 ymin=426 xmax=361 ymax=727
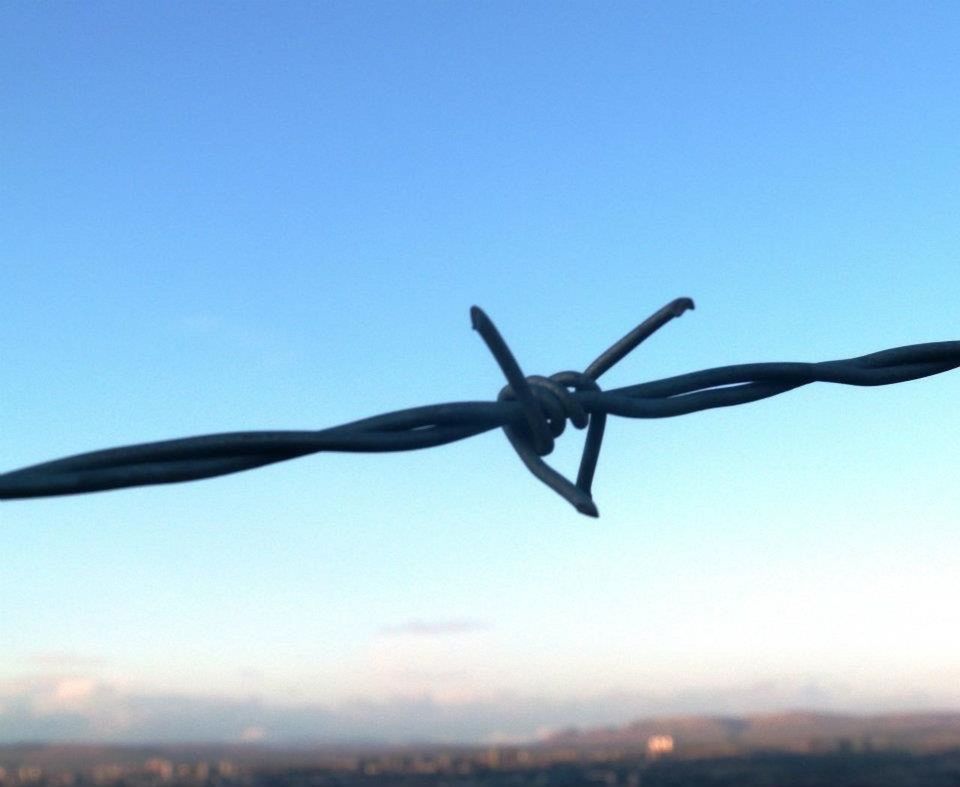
xmin=2 ymin=298 xmax=958 ymax=516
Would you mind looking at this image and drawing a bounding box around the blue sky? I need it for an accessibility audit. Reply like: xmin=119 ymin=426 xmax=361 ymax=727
xmin=1 ymin=1 xmax=959 ymax=743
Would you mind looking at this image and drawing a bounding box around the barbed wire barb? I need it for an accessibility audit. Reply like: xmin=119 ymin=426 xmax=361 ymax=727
xmin=2 ymin=298 xmax=958 ymax=516
xmin=470 ymin=298 xmax=695 ymax=516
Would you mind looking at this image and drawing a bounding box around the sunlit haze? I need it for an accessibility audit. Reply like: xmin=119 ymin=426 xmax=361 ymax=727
xmin=2 ymin=2 xmax=959 ymax=743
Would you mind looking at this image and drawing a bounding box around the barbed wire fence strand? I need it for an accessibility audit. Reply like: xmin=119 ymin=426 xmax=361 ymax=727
xmin=2 ymin=297 xmax=958 ymax=516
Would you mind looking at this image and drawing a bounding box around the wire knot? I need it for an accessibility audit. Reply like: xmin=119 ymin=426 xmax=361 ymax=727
xmin=496 ymin=372 xmax=594 ymax=456
xmin=471 ymin=298 xmax=694 ymax=517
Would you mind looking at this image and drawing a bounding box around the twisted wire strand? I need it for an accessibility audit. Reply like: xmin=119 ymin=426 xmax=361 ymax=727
xmin=2 ymin=298 xmax=958 ymax=516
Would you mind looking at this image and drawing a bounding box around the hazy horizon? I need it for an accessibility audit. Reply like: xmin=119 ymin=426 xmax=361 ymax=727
xmin=4 ymin=672 xmax=960 ymax=745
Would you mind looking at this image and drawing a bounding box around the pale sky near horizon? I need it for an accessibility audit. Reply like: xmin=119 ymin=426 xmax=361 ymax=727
xmin=2 ymin=2 xmax=959 ymax=743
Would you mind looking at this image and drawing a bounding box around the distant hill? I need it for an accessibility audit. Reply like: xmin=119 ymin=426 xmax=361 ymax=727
xmin=5 ymin=713 xmax=960 ymax=770
xmin=541 ymin=711 xmax=960 ymax=757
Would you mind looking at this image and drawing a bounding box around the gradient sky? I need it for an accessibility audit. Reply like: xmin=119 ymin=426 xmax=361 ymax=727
xmin=2 ymin=1 xmax=959 ymax=744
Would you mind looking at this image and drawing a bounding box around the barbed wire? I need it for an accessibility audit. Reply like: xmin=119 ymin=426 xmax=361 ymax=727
xmin=2 ymin=298 xmax=958 ymax=516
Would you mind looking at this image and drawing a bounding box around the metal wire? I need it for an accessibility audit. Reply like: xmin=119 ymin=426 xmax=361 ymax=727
xmin=2 ymin=298 xmax=958 ymax=516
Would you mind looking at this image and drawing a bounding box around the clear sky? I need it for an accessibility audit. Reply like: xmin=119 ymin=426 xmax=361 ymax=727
xmin=1 ymin=1 xmax=959 ymax=744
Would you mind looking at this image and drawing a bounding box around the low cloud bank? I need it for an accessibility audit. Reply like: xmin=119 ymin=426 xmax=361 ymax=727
xmin=1 ymin=674 xmax=956 ymax=744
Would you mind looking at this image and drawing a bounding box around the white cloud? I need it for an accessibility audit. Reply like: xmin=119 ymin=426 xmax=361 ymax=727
xmin=54 ymin=677 xmax=98 ymax=702
xmin=379 ymin=619 xmax=489 ymax=637
xmin=239 ymin=725 xmax=268 ymax=742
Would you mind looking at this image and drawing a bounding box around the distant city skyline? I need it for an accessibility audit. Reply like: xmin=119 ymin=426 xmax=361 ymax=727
xmin=2 ymin=1 xmax=959 ymax=743
xmin=6 ymin=713 xmax=960 ymax=786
